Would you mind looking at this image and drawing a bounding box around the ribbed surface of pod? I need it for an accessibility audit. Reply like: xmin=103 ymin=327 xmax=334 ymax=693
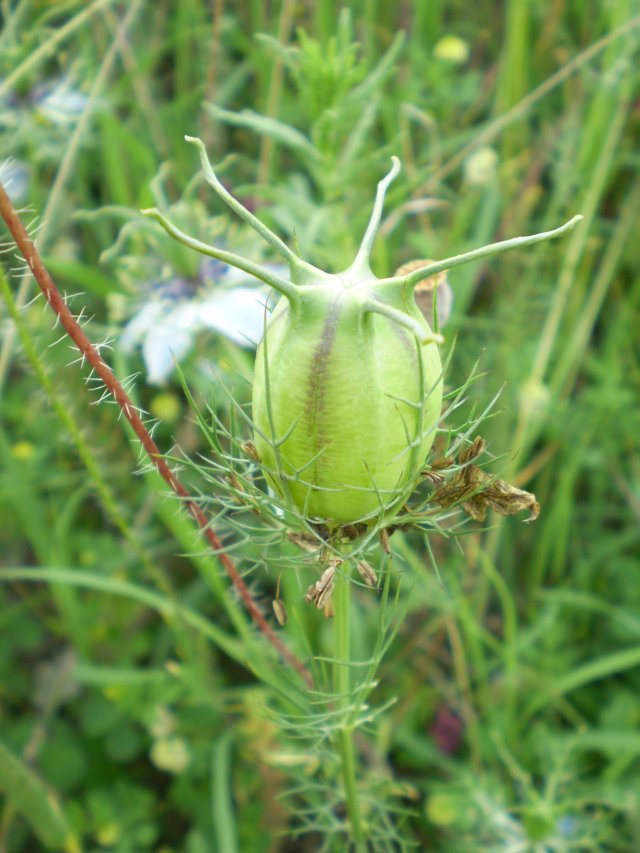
xmin=252 ymin=285 xmax=443 ymax=525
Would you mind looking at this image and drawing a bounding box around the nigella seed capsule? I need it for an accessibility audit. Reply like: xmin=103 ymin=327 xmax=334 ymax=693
xmin=144 ymin=136 xmax=582 ymax=529
xmin=252 ymin=282 xmax=443 ymax=524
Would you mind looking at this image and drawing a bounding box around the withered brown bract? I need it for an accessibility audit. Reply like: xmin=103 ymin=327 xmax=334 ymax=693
xmin=395 ymin=260 xmax=453 ymax=330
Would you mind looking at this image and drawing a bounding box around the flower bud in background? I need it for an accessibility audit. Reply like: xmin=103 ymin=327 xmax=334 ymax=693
xmin=464 ymin=147 xmax=499 ymax=187
xmin=433 ymin=35 xmax=470 ymax=65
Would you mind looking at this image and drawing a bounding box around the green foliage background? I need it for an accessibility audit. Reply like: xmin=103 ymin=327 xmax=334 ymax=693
xmin=0 ymin=1 xmax=639 ymax=850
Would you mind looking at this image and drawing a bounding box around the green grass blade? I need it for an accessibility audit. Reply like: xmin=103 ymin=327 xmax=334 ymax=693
xmin=0 ymin=738 xmax=79 ymax=851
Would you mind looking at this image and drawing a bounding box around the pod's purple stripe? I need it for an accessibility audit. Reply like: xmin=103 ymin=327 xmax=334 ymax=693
xmin=304 ymin=296 xmax=341 ymax=470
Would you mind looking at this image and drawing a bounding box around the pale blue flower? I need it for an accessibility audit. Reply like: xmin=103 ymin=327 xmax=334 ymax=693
xmin=33 ymin=78 xmax=89 ymax=125
xmin=120 ymin=261 xmax=281 ymax=386
xmin=0 ymin=159 xmax=29 ymax=202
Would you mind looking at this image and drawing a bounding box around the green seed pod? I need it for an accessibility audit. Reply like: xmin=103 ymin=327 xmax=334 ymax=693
xmin=250 ymin=158 xmax=445 ymax=527
xmin=252 ymin=264 xmax=443 ymax=526
xmin=143 ymin=136 xmax=582 ymax=530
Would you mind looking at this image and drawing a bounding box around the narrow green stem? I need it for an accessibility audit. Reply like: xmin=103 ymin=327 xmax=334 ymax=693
xmin=347 ymin=156 xmax=401 ymax=279
xmin=362 ymin=298 xmax=444 ymax=344
xmin=141 ymin=207 xmax=299 ymax=301
xmin=333 ymin=568 xmax=366 ymax=851
xmin=376 ymin=215 xmax=583 ymax=291
xmin=185 ymin=135 xmax=328 ymax=284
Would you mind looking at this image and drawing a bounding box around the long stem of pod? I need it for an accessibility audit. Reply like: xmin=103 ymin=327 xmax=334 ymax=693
xmin=333 ymin=567 xmax=366 ymax=851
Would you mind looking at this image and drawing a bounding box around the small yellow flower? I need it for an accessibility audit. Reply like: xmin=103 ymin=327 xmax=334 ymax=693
xmin=464 ymin=147 xmax=499 ymax=186
xmin=426 ymin=792 xmax=459 ymax=826
xmin=150 ymin=392 xmax=181 ymax=423
xmin=434 ymin=35 xmax=470 ymax=64
xmin=150 ymin=737 xmax=191 ymax=774
xmin=11 ymin=440 xmax=34 ymax=461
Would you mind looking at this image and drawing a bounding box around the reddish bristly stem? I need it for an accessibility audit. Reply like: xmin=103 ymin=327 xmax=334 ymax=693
xmin=0 ymin=181 xmax=313 ymax=688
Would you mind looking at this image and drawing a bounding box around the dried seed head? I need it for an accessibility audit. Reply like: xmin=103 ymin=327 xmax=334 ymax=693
xmin=287 ymin=530 xmax=321 ymax=553
xmin=305 ymin=561 xmax=339 ymax=609
xmin=241 ymin=440 xmax=261 ymax=463
xmin=459 ymin=437 xmax=486 ymax=464
xmin=323 ymin=599 xmax=334 ymax=619
xmin=379 ymin=527 xmax=391 ymax=554
xmin=356 ymin=559 xmax=378 ymax=589
xmin=431 ymin=437 xmax=540 ymax=522
xmin=430 ymin=456 xmax=455 ymax=471
xmin=338 ymin=523 xmax=368 ymax=542
xmin=272 ymin=598 xmax=288 ymax=626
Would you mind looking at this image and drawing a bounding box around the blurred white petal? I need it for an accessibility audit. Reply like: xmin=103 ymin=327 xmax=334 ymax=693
xmin=36 ymin=80 xmax=89 ymax=125
xmin=198 ymin=287 xmax=269 ymax=347
xmin=141 ymin=303 xmax=199 ymax=386
xmin=0 ymin=160 xmax=29 ymax=202
xmin=120 ymin=301 xmax=166 ymax=352
xmin=118 ymin=260 xmax=283 ymax=384
xmin=142 ymin=328 xmax=193 ymax=386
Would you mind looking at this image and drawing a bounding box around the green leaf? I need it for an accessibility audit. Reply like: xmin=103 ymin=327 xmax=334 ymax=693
xmin=207 ymin=105 xmax=320 ymax=161
xmin=0 ymin=567 xmax=244 ymax=666
xmin=526 ymin=646 xmax=640 ymax=718
xmin=42 ymin=257 xmax=125 ymax=297
xmin=0 ymin=738 xmax=79 ymax=851
xmin=211 ymin=732 xmax=238 ymax=853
